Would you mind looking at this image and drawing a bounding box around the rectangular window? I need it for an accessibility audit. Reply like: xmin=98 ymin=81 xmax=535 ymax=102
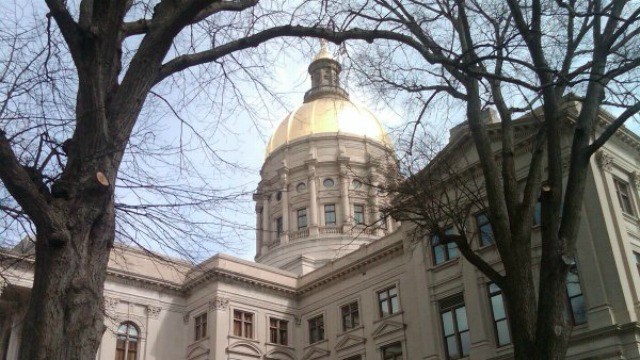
xmin=297 ymin=208 xmax=308 ymax=230
xmin=324 ymin=204 xmax=336 ymax=225
xmin=378 ymin=285 xmax=400 ymax=317
xmin=381 ymin=342 xmax=403 ymax=360
xmin=476 ymin=212 xmax=494 ymax=247
xmin=431 ymin=227 xmax=458 ymax=265
xmin=488 ymin=283 xmax=511 ymax=346
xmin=308 ymin=315 xmax=325 ymax=343
xmin=276 ymin=217 xmax=283 ymax=238
xmin=566 ymin=266 xmax=587 ymax=325
xmin=614 ymin=178 xmax=635 ymax=215
xmin=354 ymin=204 xmax=365 ymax=225
xmin=269 ymin=318 xmax=288 ymax=345
xmin=341 ymin=301 xmax=360 ymax=331
xmin=194 ymin=313 xmax=207 ymax=341
xmin=233 ymin=310 xmax=254 ymax=339
xmin=440 ymin=294 xmax=470 ymax=360
xmin=380 ymin=213 xmax=388 ymax=229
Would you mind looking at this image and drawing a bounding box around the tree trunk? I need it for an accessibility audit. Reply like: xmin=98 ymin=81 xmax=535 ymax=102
xmin=18 ymin=197 xmax=114 ymax=360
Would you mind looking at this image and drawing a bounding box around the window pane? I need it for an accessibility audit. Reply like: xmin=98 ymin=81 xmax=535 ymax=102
xmin=389 ymin=287 xmax=397 ymax=296
xmin=448 ymin=242 xmax=458 ymax=259
xmin=390 ymin=297 xmax=399 ymax=314
xmin=566 ymin=272 xmax=582 ymax=297
xmin=446 ymin=336 xmax=459 ymax=359
xmin=570 ymin=296 xmax=587 ymax=325
xmin=442 ymin=311 xmax=454 ymax=336
xmin=496 ymin=320 xmax=511 ymax=346
xmin=455 ymin=307 xmax=468 ymax=331
xmin=434 ymin=245 xmax=446 ymax=264
xmin=128 ymin=326 xmax=138 ymax=338
xmin=491 ymin=295 xmax=506 ymax=320
xmin=460 ymin=331 xmax=471 ymax=356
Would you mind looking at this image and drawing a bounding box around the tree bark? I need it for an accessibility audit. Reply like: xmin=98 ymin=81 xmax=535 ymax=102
xmin=19 ymin=197 xmax=114 ymax=359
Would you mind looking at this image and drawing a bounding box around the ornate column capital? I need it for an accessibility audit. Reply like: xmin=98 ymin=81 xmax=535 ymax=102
xmin=104 ymin=296 xmax=120 ymax=311
xmin=631 ymin=172 xmax=640 ymax=189
xmin=146 ymin=305 xmax=161 ymax=319
xmin=209 ymin=296 xmax=230 ymax=311
xmin=595 ymin=150 xmax=614 ymax=171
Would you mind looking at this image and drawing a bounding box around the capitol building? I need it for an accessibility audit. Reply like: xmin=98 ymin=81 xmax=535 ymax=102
xmin=2 ymin=46 xmax=640 ymax=360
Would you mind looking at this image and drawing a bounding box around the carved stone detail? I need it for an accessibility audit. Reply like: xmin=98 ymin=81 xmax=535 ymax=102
xmin=209 ymin=296 xmax=230 ymax=311
xmin=146 ymin=305 xmax=161 ymax=319
xmin=631 ymin=172 xmax=640 ymax=189
xmin=104 ymin=296 xmax=120 ymax=312
xmin=596 ymin=151 xmax=614 ymax=171
xmin=183 ymin=311 xmax=191 ymax=324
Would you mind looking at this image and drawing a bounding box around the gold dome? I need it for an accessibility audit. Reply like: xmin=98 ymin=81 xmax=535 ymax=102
xmin=266 ymin=97 xmax=393 ymax=155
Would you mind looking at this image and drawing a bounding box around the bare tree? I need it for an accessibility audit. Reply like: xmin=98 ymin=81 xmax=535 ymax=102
xmin=288 ymin=0 xmax=640 ymax=359
xmin=0 ymin=1 xmax=372 ymax=358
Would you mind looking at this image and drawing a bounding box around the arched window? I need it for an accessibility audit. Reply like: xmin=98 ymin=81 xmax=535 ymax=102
xmin=115 ymin=322 xmax=139 ymax=360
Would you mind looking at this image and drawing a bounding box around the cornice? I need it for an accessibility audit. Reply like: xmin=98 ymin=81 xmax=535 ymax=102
xmin=182 ymin=268 xmax=298 ymax=296
xmin=297 ymin=239 xmax=404 ymax=295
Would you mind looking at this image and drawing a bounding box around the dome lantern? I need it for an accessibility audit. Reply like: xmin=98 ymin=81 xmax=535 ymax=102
xmin=303 ymin=40 xmax=349 ymax=102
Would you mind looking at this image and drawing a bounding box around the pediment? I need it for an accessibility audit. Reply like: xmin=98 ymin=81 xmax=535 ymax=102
xmin=187 ymin=346 xmax=209 ymax=360
xmin=301 ymin=346 xmax=330 ymax=360
xmin=371 ymin=320 xmax=405 ymax=339
xmin=265 ymin=348 xmax=297 ymax=360
xmin=227 ymin=340 xmax=262 ymax=358
xmin=335 ymin=334 xmax=366 ymax=352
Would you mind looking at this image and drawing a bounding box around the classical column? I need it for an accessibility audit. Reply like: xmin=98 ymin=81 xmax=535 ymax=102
xmin=307 ymin=161 xmax=319 ymax=236
xmin=261 ymin=196 xmax=270 ymax=253
xmin=280 ymin=168 xmax=290 ymax=244
xmin=255 ymin=203 xmax=263 ymax=256
xmin=339 ymin=163 xmax=351 ymax=231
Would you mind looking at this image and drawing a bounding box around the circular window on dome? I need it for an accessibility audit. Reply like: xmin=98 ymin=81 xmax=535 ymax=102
xmin=276 ymin=191 xmax=282 ymax=201
xmin=351 ymin=179 xmax=363 ymax=189
xmin=323 ymin=178 xmax=335 ymax=188
xmin=296 ymin=182 xmax=306 ymax=193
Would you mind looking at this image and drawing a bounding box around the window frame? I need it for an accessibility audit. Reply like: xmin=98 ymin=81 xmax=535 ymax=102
xmin=194 ymin=312 xmax=207 ymax=341
xmin=377 ymin=285 xmax=400 ymax=317
xmin=381 ymin=342 xmax=403 ymax=360
xmin=115 ymin=321 xmax=140 ymax=360
xmin=275 ymin=216 xmax=283 ymax=239
xmin=475 ymin=212 xmax=494 ymax=247
xmin=565 ymin=265 xmax=587 ymax=326
xmin=233 ymin=309 xmax=255 ymax=339
xmin=430 ymin=227 xmax=459 ymax=266
xmin=308 ymin=314 xmax=325 ymax=344
xmin=439 ymin=294 xmax=470 ymax=360
xmin=488 ymin=283 xmax=511 ymax=347
xmin=614 ymin=177 xmax=636 ymax=215
xmin=324 ymin=204 xmax=337 ymax=226
xmin=268 ymin=317 xmax=288 ymax=346
xmin=297 ymin=208 xmax=308 ymax=230
xmin=340 ymin=301 xmax=360 ymax=332
xmin=353 ymin=204 xmax=365 ymax=225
